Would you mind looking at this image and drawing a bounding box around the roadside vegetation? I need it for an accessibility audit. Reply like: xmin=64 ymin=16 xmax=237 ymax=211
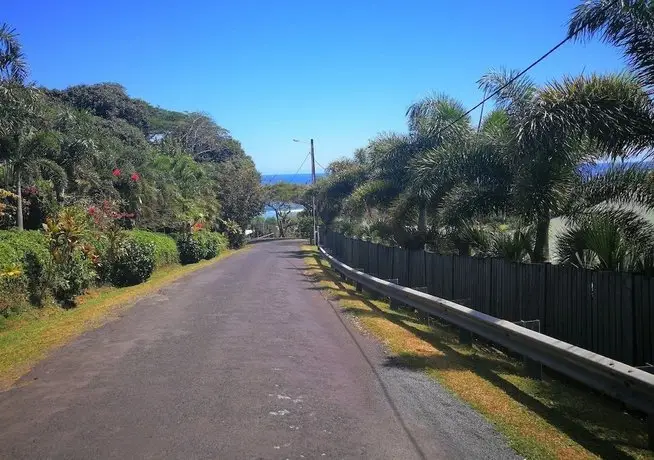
xmin=302 ymin=245 xmax=652 ymax=459
xmin=314 ymin=1 xmax=654 ymax=272
xmin=0 ymin=24 xmax=262 ymax=319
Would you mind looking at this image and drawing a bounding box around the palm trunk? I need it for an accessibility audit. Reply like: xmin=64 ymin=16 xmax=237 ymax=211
xmin=532 ymin=216 xmax=550 ymax=262
xmin=417 ymin=202 xmax=427 ymax=250
xmin=16 ymin=171 xmax=23 ymax=231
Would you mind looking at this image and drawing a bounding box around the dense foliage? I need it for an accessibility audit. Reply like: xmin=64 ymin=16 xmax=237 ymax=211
xmin=0 ymin=25 xmax=263 ymax=235
xmin=0 ymin=24 xmax=260 ymax=311
xmin=316 ymin=1 xmax=654 ymax=273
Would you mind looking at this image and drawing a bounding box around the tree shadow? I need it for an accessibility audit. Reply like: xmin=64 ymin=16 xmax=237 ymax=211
xmin=302 ymin=247 xmax=648 ymax=458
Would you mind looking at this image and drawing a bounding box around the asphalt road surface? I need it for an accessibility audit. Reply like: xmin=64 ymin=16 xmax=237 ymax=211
xmin=0 ymin=240 xmax=517 ymax=459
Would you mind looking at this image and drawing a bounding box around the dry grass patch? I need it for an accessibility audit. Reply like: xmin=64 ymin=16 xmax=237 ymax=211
xmin=302 ymin=245 xmax=652 ymax=460
xmin=0 ymin=249 xmax=242 ymax=390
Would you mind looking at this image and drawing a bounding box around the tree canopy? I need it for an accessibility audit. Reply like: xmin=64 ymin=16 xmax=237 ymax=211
xmin=0 ymin=25 xmax=263 ymax=234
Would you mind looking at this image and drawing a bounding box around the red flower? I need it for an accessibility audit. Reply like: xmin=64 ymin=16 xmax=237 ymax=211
xmin=112 ymin=168 xmax=121 ymax=177
xmin=130 ymin=172 xmax=140 ymax=182
xmin=87 ymin=206 xmax=96 ymax=215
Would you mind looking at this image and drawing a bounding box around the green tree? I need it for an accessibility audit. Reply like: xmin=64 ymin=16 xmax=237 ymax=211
xmin=263 ymin=182 xmax=306 ymax=237
xmin=213 ymin=156 xmax=263 ymax=229
xmin=0 ymin=131 xmax=66 ymax=230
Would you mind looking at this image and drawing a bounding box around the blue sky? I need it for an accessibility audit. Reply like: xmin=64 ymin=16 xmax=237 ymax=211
xmin=4 ymin=1 xmax=627 ymax=174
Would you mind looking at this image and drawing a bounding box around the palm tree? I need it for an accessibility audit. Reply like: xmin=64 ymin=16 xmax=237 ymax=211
xmin=478 ymin=69 xmax=654 ymax=261
xmin=0 ymin=131 xmax=66 ymax=230
xmin=341 ymin=94 xmax=471 ymax=248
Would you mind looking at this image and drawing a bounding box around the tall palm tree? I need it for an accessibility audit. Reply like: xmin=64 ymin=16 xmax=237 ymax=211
xmin=343 ymin=94 xmax=471 ymax=248
xmin=479 ymin=69 xmax=654 ymax=261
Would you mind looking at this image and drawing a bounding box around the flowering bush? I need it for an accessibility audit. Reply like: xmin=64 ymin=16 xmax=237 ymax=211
xmin=110 ymin=238 xmax=155 ymax=287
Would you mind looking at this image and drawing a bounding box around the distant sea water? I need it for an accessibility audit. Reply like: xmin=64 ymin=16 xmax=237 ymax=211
xmin=261 ymin=173 xmax=325 ymax=185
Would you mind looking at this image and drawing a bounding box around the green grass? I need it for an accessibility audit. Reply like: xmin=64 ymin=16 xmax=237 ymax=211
xmin=302 ymin=245 xmax=652 ymax=460
xmin=0 ymin=248 xmax=243 ymax=390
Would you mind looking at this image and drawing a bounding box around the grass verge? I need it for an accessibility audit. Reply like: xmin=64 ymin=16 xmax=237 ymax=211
xmin=302 ymin=245 xmax=652 ymax=460
xmin=0 ymin=248 xmax=243 ymax=390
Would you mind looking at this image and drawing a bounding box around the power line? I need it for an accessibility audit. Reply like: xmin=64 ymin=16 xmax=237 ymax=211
xmin=434 ymin=31 xmax=577 ymax=139
xmin=265 ymin=151 xmax=311 ymax=185
xmin=286 ymin=151 xmax=311 ymax=183
xmin=314 ymin=158 xmax=326 ymax=171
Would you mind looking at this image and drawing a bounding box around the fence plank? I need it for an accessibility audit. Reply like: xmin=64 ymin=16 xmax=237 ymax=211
xmin=392 ymin=247 xmax=409 ymax=286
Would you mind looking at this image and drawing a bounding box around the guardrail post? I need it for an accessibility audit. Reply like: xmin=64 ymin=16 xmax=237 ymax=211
xmin=516 ymin=320 xmax=543 ymax=380
xmin=386 ymin=279 xmax=400 ymax=309
xmin=413 ymin=287 xmax=428 ymax=321
xmin=339 ymin=271 xmax=346 ymax=282
xmin=355 ymin=268 xmax=364 ymax=292
xmin=454 ymin=298 xmax=473 ymax=345
xmin=459 ymin=329 xmax=473 ymax=345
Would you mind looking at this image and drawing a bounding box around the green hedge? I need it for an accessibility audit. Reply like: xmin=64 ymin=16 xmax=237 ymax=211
xmin=0 ymin=231 xmax=50 ymax=313
xmin=0 ymin=230 xmax=50 ymax=270
xmin=127 ymin=230 xmax=178 ymax=268
xmin=176 ymin=231 xmax=228 ymax=264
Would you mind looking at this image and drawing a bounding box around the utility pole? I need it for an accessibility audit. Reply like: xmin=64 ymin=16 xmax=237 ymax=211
xmin=310 ymin=138 xmax=318 ymax=246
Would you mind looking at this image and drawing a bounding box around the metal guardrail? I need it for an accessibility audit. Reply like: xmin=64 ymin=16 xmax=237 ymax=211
xmin=319 ymin=246 xmax=654 ymax=448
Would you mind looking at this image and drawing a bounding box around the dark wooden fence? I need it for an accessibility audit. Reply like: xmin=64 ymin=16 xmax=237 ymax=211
xmin=321 ymin=230 xmax=654 ymax=366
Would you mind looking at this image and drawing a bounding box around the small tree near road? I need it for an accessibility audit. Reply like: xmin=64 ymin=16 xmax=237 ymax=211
xmin=263 ymin=182 xmax=305 ymax=237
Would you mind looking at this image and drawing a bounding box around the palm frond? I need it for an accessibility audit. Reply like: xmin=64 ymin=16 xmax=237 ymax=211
xmin=406 ymin=94 xmax=471 ymax=148
xmin=569 ymin=163 xmax=654 ymax=213
xmin=569 ymin=0 xmax=654 ymax=91
xmin=0 ymin=23 xmax=28 ymax=83
xmin=478 ymin=68 xmax=536 ymax=115
xmin=522 ymin=73 xmax=654 ymax=157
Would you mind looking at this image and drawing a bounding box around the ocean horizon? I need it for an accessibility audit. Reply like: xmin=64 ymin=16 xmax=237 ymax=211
xmin=261 ymin=173 xmax=325 ymax=185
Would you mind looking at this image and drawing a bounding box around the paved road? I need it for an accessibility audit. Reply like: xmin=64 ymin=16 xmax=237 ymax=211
xmin=0 ymin=240 xmax=516 ymax=459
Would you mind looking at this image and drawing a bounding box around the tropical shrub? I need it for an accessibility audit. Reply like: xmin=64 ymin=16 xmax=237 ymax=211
xmin=42 ymin=207 xmax=97 ymax=305
xmin=110 ymin=238 xmax=155 ymax=286
xmin=49 ymin=252 xmax=96 ymax=306
xmin=0 ymin=230 xmax=50 ymax=268
xmin=176 ymin=233 xmax=205 ymax=265
xmin=128 ymin=230 xmax=178 ymax=267
xmin=0 ymin=231 xmax=51 ymax=312
xmin=195 ymin=231 xmax=227 ymax=259
xmin=220 ymin=219 xmax=245 ymax=249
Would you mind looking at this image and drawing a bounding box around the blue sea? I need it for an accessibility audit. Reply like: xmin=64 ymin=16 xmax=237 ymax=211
xmin=261 ymin=173 xmax=325 ymax=185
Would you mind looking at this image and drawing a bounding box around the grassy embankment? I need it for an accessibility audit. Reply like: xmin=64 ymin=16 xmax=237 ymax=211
xmin=302 ymin=245 xmax=652 ymax=460
xmin=0 ymin=248 xmax=243 ymax=390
